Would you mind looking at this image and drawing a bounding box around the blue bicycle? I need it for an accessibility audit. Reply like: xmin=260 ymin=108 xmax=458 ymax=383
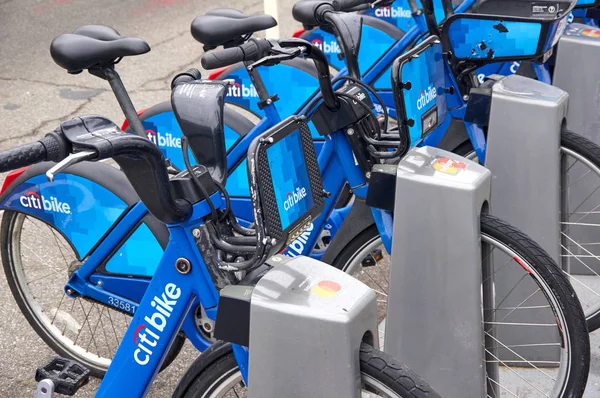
xmin=0 ymin=27 xmax=450 ymax=398
xmin=130 ymin=0 xmax=600 ymax=332
xmin=0 ymin=4 xmax=591 ymax=396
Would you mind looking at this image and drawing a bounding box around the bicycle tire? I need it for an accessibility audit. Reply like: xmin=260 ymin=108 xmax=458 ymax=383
xmin=0 ymin=210 xmax=185 ymax=377
xmin=331 ymin=214 xmax=590 ymax=397
xmin=175 ymin=342 xmax=441 ymax=398
xmin=455 ymin=130 xmax=600 ymax=332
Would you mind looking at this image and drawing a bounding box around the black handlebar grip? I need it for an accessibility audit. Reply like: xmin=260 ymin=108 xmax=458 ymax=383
xmin=292 ymin=1 xmax=333 ymax=26
xmin=240 ymin=39 xmax=272 ymax=62
xmin=171 ymin=68 xmax=202 ymax=88
xmin=39 ymin=132 xmax=69 ymax=162
xmin=201 ymin=46 xmax=246 ymax=70
xmin=331 ymin=0 xmax=370 ymax=11
xmin=0 ymin=141 xmax=47 ymax=173
xmin=201 ymin=39 xmax=271 ymax=70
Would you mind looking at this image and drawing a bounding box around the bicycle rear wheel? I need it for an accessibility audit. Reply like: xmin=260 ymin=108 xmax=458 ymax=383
xmin=174 ymin=342 xmax=441 ymax=398
xmin=0 ymin=211 xmax=184 ymax=377
xmin=333 ymin=214 xmax=590 ymax=398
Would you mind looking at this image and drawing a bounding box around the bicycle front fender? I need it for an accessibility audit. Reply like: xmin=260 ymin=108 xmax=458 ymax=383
xmin=0 ymin=161 xmax=167 ymax=276
xmin=321 ymin=198 xmax=376 ymax=265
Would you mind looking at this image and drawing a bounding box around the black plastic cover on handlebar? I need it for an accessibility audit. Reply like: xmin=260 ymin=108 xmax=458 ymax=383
xmin=292 ymin=1 xmax=334 ymax=26
xmin=58 ymin=116 xmax=192 ymax=224
xmin=0 ymin=142 xmax=48 ymax=173
xmin=201 ymin=38 xmax=272 ymax=69
xmin=331 ymin=0 xmax=370 ymax=10
xmin=0 ymin=134 xmax=68 ymax=173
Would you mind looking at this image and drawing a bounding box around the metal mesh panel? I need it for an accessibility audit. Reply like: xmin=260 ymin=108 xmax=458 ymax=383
xmin=255 ymin=118 xmax=324 ymax=247
xmin=298 ymin=119 xmax=325 ymax=211
xmin=257 ymin=147 xmax=284 ymax=243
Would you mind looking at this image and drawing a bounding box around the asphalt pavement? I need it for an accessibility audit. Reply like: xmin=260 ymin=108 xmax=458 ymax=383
xmin=1 ymin=0 xmax=600 ymax=397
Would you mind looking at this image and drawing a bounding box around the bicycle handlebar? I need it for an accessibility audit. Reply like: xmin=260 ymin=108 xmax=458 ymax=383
xmin=201 ymin=38 xmax=272 ymax=70
xmin=0 ymin=117 xmax=191 ymax=224
xmin=200 ymin=37 xmax=340 ymax=109
xmin=0 ymin=134 xmax=68 ymax=173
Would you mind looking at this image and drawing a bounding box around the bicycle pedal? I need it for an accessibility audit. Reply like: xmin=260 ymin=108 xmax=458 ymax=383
xmin=361 ymin=249 xmax=384 ymax=268
xmin=35 ymin=357 xmax=90 ymax=396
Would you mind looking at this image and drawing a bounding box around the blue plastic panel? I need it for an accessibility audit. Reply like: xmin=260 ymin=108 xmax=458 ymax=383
xmin=104 ymin=221 xmax=164 ymax=276
xmin=266 ymin=129 xmax=314 ymax=230
xmin=0 ymin=173 xmax=128 ymax=258
xmin=447 ymin=18 xmax=542 ymax=59
xmin=397 ymin=42 xmax=448 ymax=145
xmin=363 ymin=0 xmax=418 ymax=32
xmin=302 ymin=24 xmax=397 ymax=76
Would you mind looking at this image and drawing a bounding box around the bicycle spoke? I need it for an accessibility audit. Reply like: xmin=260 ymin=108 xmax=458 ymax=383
xmin=361 ymin=268 xmax=388 ymax=298
xmin=50 ymin=292 xmax=67 ymax=325
xmin=485 ymin=331 xmax=556 ymax=383
xmin=27 ymin=269 xmax=62 ymax=285
xmin=482 ymin=250 xmax=517 ymax=285
xmin=77 ymin=300 xmax=101 ymax=356
xmin=561 ymin=234 xmax=600 ymax=282
xmin=486 ymin=374 xmax=520 ymax=398
xmin=106 ymin=309 xmax=122 ymax=349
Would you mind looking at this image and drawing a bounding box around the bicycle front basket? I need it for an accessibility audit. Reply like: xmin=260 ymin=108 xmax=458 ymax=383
xmin=246 ymin=115 xmax=325 ymax=250
xmin=391 ymin=36 xmax=448 ymax=146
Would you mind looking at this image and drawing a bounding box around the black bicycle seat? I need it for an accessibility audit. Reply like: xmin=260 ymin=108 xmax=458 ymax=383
xmin=50 ymin=25 xmax=150 ymax=74
xmin=191 ymin=10 xmax=277 ymax=49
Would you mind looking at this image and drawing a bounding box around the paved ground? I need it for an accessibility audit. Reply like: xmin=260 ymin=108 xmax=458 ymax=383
xmin=1 ymin=0 xmax=600 ymax=397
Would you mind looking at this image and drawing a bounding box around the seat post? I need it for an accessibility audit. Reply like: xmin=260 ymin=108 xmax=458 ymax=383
xmin=96 ymin=66 xmax=147 ymax=138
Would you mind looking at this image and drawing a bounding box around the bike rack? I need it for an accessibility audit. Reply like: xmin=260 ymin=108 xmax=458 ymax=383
xmin=485 ymin=74 xmax=567 ymax=365
xmin=385 ymin=146 xmax=492 ymax=397
xmin=247 ymin=255 xmax=378 ymax=398
xmin=553 ymin=22 xmax=600 ymax=275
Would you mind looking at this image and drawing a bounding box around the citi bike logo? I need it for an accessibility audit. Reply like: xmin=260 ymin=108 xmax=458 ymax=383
xmin=227 ymin=82 xmax=258 ymax=98
xmin=311 ymin=38 xmax=341 ymax=54
xmin=284 ymin=186 xmax=308 ymax=211
xmin=133 ymin=283 xmax=181 ymax=366
xmin=416 ymin=85 xmax=437 ymax=110
xmin=375 ymin=6 xmax=412 ymax=19
xmin=146 ymin=129 xmax=181 ymax=149
xmin=281 ymin=223 xmax=314 ymax=257
xmin=20 ymin=191 xmax=71 ymax=214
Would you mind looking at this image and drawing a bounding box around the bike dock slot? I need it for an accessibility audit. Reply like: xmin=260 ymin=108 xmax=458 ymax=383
xmin=486 ymin=74 xmax=567 ymax=364
xmin=553 ymin=23 xmax=600 ymax=276
xmin=385 ymin=146 xmax=492 ymax=397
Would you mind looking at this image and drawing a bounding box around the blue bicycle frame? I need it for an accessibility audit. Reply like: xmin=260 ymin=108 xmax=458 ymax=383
xmin=62 ymin=2 xmax=474 ymax=350
xmin=62 ymin=87 xmax=391 ymax=357
xmin=86 ymin=117 xmax=386 ymax=397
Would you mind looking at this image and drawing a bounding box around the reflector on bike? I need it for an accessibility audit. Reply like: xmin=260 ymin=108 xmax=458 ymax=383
xmin=247 ymin=115 xmax=325 ymax=249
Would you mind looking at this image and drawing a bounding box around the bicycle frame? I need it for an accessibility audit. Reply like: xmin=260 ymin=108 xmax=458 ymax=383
xmin=94 ymin=193 xmax=224 ymax=397
xmin=61 ymin=100 xmax=390 ymax=357
xmin=82 ymin=114 xmax=385 ymax=396
xmin=60 ymin=6 xmax=474 ymax=345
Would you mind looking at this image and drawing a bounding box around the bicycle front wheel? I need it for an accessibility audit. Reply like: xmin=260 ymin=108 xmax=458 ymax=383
xmin=457 ymin=130 xmax=600 ymax=331
xmin=176 ymin=342 xmax=441 ymax=398
xmin=0 ymin=211 xmax=185 ymax=377
xmin=333 ymin=214 xmax=590 ymax=398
